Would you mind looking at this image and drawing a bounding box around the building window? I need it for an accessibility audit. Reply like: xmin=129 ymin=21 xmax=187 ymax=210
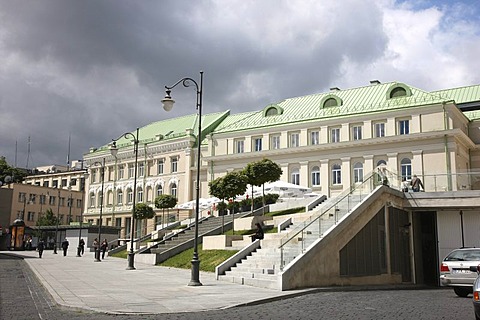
xmin=352 ymin=125 xmax=362 ymax=141
xmin=398 ymin=119 xmax=410 ymax=135
xmin=98 ymin=192 xmax=103 ymax=207
xmin=401 ymin=158 xmax=412 ymax=180
xmin=18 ymin=192 xmax=26 ymax=203
xmin=128 ymin=164 xmax=135 ymax=178
xmin=127 ymin=189 xmax=133 ymax=204
xmin=235 ymin=140 xmax=244 ymax=153
xmin=310 ymin=131 xmax=320 ymax=145
xmin=290 ymin=133 xmax=300 ymax=148
xmin=374 ymin=122 xmax=385 ymax=138
xmin=27 ymin=211 xmax=35 ymax=221
xmin=330 ymin=128 xmax=340 ymax=143
xmin=156 ymin=185 xmax=163 ymax=197
xmin=254 ymin=138 xmax=262 ymax=152
xmin=271 ymin=135 xmax=281 ymax=150
xmin=311 ymin=166 xmax=320 ymax=186
xmin=40 ymin=194 xmax=46 ymax=205
xmin=138 ymin=163 xmax=145 ymax=177
xmin=332 ymin=164 xmax=342 ymax=185
xmin=324 ymin=97 xmax=338 ymax=108
xmin=353 ymin=162 xmax=364 ymax=183
xmin=76 ymin=199 xmax=82 ymax=208
xmin=49 ymin=195 xmax=56 ymax=205
xmin=43 ymin=181 xmax=49 ymax=188
xmin=170 ymin=183 xmax=177 ymax=197
xmin=62 ymin=179 xmax=68 ymax=187
xmin=89 ymin=193 xmax=95 ymax=207
xmin=291 ymin=168 xmax=300 ymax=185
xmin=117 ymin=190 xmax=123 ymax=205
xmin=52 ymin=180 xmax=58 ymax=188
xmin=29 ymin=193 xmax=36 ymax=204
xmin=70 ymin=178 xmax=77 ymax=186
xmin=157 ymin=159 xmax=164 ymax=175
xmin=171 ymin=157 xmax=178 ymax=173
xmin=118 ymin=165 xmax=124 ymax=179
xmin=60 ymin=197 xmax=65 ymax=207
xmin=137 ymin=188 xmax=143 ymax=203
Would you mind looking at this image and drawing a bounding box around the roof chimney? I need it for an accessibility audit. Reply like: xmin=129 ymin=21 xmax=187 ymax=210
xmin=370 ymin=80 xmax=381 ymax=85
xmin=330 ymin=87 xmax=340 ymax=91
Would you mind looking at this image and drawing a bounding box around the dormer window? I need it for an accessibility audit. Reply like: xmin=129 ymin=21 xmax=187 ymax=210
xmin=263 ymin=104 xmax=284 ymax=117
xmin=324 ymin=98 xmax=338 ymax=108
xmin=265 ymin=107 xmax=278 ymax=116
xmin=387 ymin=83 xmax=412 ymax=99
xmin=320 ymin=94 xmax=342 ymax=109
xmin=390 ymin=87 xmax=407 ymax=98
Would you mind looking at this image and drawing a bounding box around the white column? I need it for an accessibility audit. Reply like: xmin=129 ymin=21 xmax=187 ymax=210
xmin=300 ymin=161 xmax=308 ymax=187
xmin=341 ymin=157 xmax=351 ymax=189
xmin=320 ymin=159 xmax=329 ymax=196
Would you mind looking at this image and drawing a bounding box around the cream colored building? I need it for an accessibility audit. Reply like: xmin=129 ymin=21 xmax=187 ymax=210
xmin=84 ymin=81 xmax=480 ymax=241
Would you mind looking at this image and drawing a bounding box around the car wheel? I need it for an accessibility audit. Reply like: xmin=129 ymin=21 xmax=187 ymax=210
xmin=453 ymin=287 xmax=470 ymax=297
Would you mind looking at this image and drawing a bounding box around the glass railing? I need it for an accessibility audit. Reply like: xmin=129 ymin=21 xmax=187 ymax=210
xmin=278 ymin=166 xmax=401 ymax=270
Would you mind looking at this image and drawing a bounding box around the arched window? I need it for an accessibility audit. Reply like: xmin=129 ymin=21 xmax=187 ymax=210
xmin=97 ymin=191 xmax=103 ymax=208
xmin=291 ymin=168 xmax=300 ymax=185
xmin=117 ymin=190 xmax=123 ymax=205
xmin=401 ymin=158 xmax=412 ymax=180
xmin=156 ymin=185 xmax=163 ymax=197
xmin=324 ymin=98 xmax=338 ymax=108
xmin=390 ymin=87 xmax=407 ymax=98
xmin=170 ymin=183 xmax=177 ymax=197
xmin=353 ymin=162 xmax=364 ymax=183
xmin=137 ymin=187 xmax=143 ymax=203
xmin=377 ymin=160 xmax=387 ymax=166
xmin=106 ymin=190 xmax=113 ymax=206
xmin=332 ymin=164 xmax=341 ymax=185
xmin=89 ymin=192 xmax=95 ymax=208
xmin=311 ymin=166 xmax=320 ymax=186
xmin=127 ymin=188 xmax=133 ymax=204
xmin=265 ymin=107 xmax=278 ymax=116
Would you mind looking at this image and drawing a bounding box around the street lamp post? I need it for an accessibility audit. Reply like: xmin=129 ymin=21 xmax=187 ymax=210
xmin=162 ymin=71 xmax=203 ymax=286
xmin=77 ymin=172 xmax=86 ymax=257
xmin=110 ymin=127 xmax=139 ymax=270
xmin=91 ymin=158 xmax=106 ymax=262
xmin=53 ymin=188 xmax=61 ymax=254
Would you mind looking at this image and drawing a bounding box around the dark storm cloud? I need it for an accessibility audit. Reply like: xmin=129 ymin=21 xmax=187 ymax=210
xmin=0 ymin=0 xmax=478 ymax=168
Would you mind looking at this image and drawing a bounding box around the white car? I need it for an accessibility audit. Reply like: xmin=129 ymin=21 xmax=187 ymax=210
xmin=440 ymin=248 xmax=480 ymax=297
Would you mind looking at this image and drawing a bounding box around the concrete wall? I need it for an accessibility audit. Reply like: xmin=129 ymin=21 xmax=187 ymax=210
xmin=281 ymin=187 xmax=405 ymax=290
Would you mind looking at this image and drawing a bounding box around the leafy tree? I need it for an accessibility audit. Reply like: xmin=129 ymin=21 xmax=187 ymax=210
xmin=36 ymin=208 xmax=58 ymax=226
xmin=36 ymin=208 xmax=58 ymax=241
xmin=154 ymin=194 xmax=177 ymax=226
xmin=0 ymin=157 xmax=26 ymax=184
xmin=134 ymin=203 xmax=155 ymax=220
xmin=243 ymin=158 xmax=283 ymax=213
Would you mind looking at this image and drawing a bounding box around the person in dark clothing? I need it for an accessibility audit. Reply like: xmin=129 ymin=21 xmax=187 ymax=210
xmin=78 ymin=238 xmax=85 ymax=256
xmin=410 ymin=175 xmax=424 ymax=192
xmin=100 ymin=239 xmax=108 ymax=259
xmin=250 ymin=223 xmax=264 ymax=242
xmin=37 ymin=239 xmax=45 ymax=258
xmin=61 ymin=238 xmax=69 ymax=256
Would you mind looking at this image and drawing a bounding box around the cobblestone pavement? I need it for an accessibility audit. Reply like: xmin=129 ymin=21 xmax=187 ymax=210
xmin=0 ymin=254 xmax=473 ymax=320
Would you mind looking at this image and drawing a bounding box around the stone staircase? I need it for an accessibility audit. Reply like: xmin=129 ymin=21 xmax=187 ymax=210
xmin=140 ymin=212 xmax=249 ymax=264
xmin=217 ymin=192 xmax=367 ymax=289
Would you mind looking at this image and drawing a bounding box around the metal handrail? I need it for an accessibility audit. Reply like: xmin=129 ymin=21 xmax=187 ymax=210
xmin=278 ymin=166 xmax=399 ymax=270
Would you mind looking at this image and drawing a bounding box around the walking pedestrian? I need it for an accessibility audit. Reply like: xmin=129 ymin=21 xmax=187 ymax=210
xmin=37 ymin=239 xmax=45 ymax=258
xmin=93 ymin=238 xmax=99 ymax=259
xmin=61 ymin=238 xmax=69 ymax=256
xmin=410 ymin=174 xmax=424 ymax=192
xmin=78 ymin=238 xmax=85 ymax=256
xmin=101 ymin=239 xmax=108 ymax=259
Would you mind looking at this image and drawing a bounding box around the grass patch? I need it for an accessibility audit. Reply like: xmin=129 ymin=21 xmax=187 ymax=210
xmin=158 ymin=245 xmax=238 ymax=272
xmin=266 ymin=206 xmax=305 ymax=217
xmin=110 ymin=250 xmax=128 ymax=259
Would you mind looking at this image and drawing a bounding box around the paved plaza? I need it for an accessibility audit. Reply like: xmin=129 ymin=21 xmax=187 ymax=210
xmin=1 ymin=250 xmax=306 ymax=314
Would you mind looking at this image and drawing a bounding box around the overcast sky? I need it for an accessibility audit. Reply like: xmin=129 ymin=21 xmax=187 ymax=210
xmin=1 ymin=0 xmax=479 ymax=169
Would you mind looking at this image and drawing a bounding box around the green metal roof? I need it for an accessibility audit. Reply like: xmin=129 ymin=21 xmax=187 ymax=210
xmin=213 ymin=81 xmax=449 ymax=133
xmin=92 ymin=111 xmax=229 ymax=153
xmin=433 ymin=84 xmax=480 ymax=105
